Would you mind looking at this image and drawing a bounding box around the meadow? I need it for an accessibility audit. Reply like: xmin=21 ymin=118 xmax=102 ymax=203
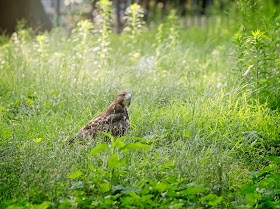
xmin=0 ymin=1 xmax=280 ymax=208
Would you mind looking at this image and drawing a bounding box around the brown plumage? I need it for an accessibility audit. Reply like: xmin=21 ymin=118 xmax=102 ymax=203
xmin=76 ymin=91 xmax=131 ymax=141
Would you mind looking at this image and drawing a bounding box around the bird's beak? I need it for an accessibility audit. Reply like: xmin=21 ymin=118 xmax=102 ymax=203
xmin=125 ymin=93 xmax=132 ymax=100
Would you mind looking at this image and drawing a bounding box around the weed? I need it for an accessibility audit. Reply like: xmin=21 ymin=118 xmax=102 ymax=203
xmin=1 ymin=1 xmax=280 ymax=208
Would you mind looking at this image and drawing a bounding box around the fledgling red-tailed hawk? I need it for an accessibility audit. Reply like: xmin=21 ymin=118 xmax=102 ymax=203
xmin=76 ymin=91 xmax=131 ymax=141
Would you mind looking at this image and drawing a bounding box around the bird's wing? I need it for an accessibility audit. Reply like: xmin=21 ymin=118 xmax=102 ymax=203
xmin=88 ymin=113 xmax=125 ymax=128
xmin=77 ymin=113 xmax=127 ymax=138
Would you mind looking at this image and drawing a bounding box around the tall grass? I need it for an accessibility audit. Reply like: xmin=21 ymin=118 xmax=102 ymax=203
xmin=0 ymin=3 xmax=279 ymax=208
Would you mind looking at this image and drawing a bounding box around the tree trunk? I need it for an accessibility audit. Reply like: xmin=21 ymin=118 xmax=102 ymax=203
xmin=201 ymin=0 xmax=207 ymax=15
xmin=154 ymin=0 xmax=167 ymax=19
xmin=116 ymin=0 xmax=122 ymax=33
xmin=0 ymin=0 xmax=52 ymax=34
xmin=144 ymin=0 xmax=150 ymax=22
xmin=56 ymin=0 xmax=61 ymax=26
xmin=161 ymin=0 xmax=167 ymax=18
xmin=90 ymin=0 xmax=98 ymax=22
xmin=178 ymin=0 xmax=187 ymax=16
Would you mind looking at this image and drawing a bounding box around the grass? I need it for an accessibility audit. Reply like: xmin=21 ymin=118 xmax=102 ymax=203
xmin=0 ymin=15 xmax=279 ymax=208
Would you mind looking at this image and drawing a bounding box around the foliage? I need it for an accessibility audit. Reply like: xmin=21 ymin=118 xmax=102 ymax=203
xmin=1 ymin=1 xmax=280 ymax=208
xmin=233 ymin=3 xmax=280 ymax=109
xmin=154 ymin=13 xmax=178 ymax=61
xmin=124 ymin=3 xmax=145 ymax=39
xmin=233 ymin=157 xmax=280 ymax=208
xmin=96 ymin=0 xmax=112 ymax=65
xmin=72 ymin=19 xmax=93 ymax=61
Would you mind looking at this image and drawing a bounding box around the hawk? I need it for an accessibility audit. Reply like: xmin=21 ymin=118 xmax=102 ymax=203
xmin=75 ymin=91 xmax=131 ymax=141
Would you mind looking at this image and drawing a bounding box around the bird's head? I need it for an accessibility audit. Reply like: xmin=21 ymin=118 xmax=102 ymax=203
xmin=115 ymin=91 xmax=132 ymax=107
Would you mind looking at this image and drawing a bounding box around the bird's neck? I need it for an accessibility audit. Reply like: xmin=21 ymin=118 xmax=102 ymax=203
xmin=106 ymin=101 xmax=123 ymax=114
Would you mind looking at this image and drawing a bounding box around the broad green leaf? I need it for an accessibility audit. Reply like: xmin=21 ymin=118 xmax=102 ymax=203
xmin=108 ymin=152 xmax=126 ymax=170
xmin=120 ymin=196 xmax=136 ymax=205
xmin=97 ymin=168 xmax=107 ymax=175
xmin=1 ymin=129 xmax=11 ymax=138
xmin=118 ymin=158 xmax=126 ymax=166
xmin=121 ymin=142 xmax=150 ymax=151
xmin=163 ymin=161 xmax=174 ymax=169
xmin=98 ymin=183 xmax=110 ymax=193
xmin=137 ymin=179 xmax=157 ymax=188
xmin=155 ymin=181 xmax=169 ymax=193
xmin=108 ymin=152 xmax=118 ymax=170
xmin=240 ymin=184 xmax=257 ymax=195
xmin=112 ymin=141 xmax=126 ymax=149
xmin=101 ymin=132 xmax=115 ymax=142
xmin=67 ymin=170 xmax=83 ymax=179
xmin=208 ymin=196 xmax=223 ymax=206
xmin=71 ymin=181 xmax=84 ymax=190
xmin=7 ymin=205 xmax=27 ymax=209
xmin=265 ymin=156 xmax=280 ymax=163
xmin=112 ymin=185 xmax=125 ymax=191
xmin=259 ymin=176 xmax=275 ymax=188
xmin=0 ymin=106 xmax=6 ymax=110
xmin=117 ymin=141 xmax=126 ymax=149
xmin=33 ymin=138 xmax=42 ymax=143
xmin=245 ymin=193 xmax=261 ymax=206
xmin=182 ymin=186 xmax=205 ymax=195
xmin=27 ymin=99 xmax=34 ymax=105
xmin=89 ymin=164 xmax=95 ymax=172
xmin=113 ymin=170 xmax=127 ymax=177
xmin=116 ymin=136 xmax=148 ymax=142
xmin=140 ymin=194 xmax=154 ymax=201
xmin=122 ymin=187 xmax=135 ymax=193
xmin=168 ymin=201 xmax=184 ymax=209
xmin=112 ymin=141 xmax=117 ymax=147
xmin=88 ymin=144 xmax=108 ymax=157
xmin=126 ymin=191 xmax=140 ymax=199
xmin=33 ymin=202 xmax=52 ymax=209
xmin=183 ymin=130 xmax=191 ymax=138
xmin=200 ymin=194 xmax=217 ymax=203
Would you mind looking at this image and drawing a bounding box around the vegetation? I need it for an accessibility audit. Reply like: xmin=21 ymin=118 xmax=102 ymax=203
xmin=0 ymin=0 xmax=279 ymax=208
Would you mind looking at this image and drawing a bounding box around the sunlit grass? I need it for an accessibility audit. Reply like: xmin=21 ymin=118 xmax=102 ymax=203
xmin=0 ymin=14 xmax=279 ymax=207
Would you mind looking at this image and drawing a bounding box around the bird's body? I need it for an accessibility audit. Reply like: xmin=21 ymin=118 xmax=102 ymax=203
xmin=76 ymin=91 xmax=131 ymax=141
